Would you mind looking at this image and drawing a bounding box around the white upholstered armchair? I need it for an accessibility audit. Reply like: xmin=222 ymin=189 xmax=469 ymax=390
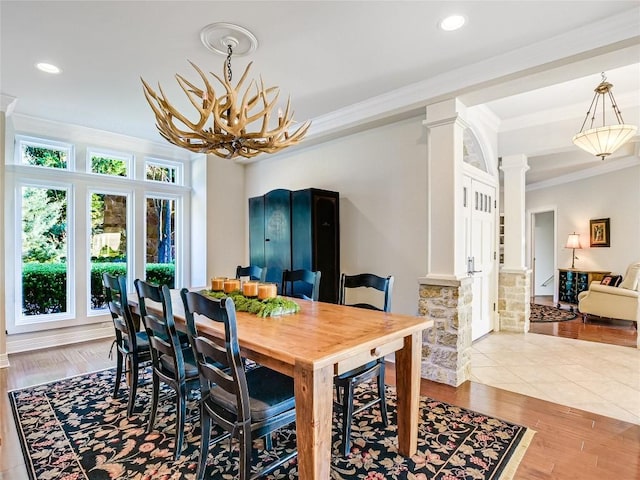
xmin=578 ymin=261 xmax=640 ymax=347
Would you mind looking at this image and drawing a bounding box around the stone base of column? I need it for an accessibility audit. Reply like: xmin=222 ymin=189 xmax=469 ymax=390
xmin=418 ymin=277 xmax=472 ymax=387
xmin=498 ymin=269 xmax=531 ymax=332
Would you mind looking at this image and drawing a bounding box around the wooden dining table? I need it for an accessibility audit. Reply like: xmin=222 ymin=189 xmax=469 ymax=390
xmin=129 ymin=288 xmax=431 ymax=480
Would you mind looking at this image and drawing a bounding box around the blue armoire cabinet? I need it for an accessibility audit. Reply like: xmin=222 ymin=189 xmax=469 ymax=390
xmin=249 ymin=188 xmax=340 ymax=303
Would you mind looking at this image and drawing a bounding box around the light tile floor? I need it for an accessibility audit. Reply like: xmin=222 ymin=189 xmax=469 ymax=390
xmin=470 ymin=331 xmax=640 ymax=424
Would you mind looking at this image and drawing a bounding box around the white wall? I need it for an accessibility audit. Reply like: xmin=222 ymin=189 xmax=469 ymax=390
xmin=244 ymin=116 xmax=428 ymax=315
xmin=526 ymin=165 xmax=640 ymax=277
xmin=203 ymin=155 xmax=246 ymax=282
xmin=533 ymin=210 xmax=554 ymax=295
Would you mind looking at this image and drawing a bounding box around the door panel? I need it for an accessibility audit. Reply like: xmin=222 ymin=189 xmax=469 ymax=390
xmin=468 ymin=179 xmax=496 ymax=341
xmin=264 ymin=189 xmax=292 ymax=276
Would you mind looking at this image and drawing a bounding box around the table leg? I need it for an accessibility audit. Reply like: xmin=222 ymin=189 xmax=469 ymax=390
xmin=293 ymin=362 xmax=333 ymax=479
xmin=394 ymin=332 xmax=421 ymax=456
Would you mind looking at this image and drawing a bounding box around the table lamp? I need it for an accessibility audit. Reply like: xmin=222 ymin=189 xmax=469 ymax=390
xmin=565 ymin=232 xmax=582 ymax=269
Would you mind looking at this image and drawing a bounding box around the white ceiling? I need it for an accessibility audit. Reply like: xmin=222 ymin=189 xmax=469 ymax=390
xmin=1 ymin=1 xmax=639 ymax=184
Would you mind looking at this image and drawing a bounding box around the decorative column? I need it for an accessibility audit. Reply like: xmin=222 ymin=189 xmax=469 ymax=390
xmin=419 ymin=99 xmax=472 ymax=387
xmin=498 ymin=154 xmax=531 ymax=332
xmin=0 ymin=95 xmax=17 ymax=368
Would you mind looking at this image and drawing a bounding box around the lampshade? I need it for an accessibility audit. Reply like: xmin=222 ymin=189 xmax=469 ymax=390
xmin=572 ymin=73 xmax=637 ymax=160
xmin=565 ymin=233 xmax=582 ymax=249
xmin=572 ymin=124 xmax=637 ymax=159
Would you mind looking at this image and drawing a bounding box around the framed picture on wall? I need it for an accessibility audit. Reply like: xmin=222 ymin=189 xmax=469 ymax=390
xmin=590 ymin=218 xmax=610 ymax=247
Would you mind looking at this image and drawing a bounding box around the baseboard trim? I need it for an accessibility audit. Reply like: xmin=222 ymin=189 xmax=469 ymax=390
xmin=7 ymin=325 xmax=114 ymax=354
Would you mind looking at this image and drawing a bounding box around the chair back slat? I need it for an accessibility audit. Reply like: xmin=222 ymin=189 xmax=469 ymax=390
xmin=193 ymin=336 xmax=237 ymax=393
xmin=135 ymin=279 xmax=187 ymax=380
xmin=181 ymin=290 xmax=251 ymax=423
xmin=103 ymin=273 xmax=139 ymax=348
xmin=339 ymin=273 xmax=394 ymax=312
xmin=236 ymin=265 xmax=264 ymax=282
xmin=282 ymin=269 xmax=321 ymax=301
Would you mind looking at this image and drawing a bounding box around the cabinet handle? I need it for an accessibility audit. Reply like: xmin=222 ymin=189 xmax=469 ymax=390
xmin=265 ymin=238 xmax=270 ymax=242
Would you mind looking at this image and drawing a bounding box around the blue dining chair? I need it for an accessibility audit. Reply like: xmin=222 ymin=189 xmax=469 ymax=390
xmin=334 ymin=273 xmax=394 ymax=455
xmin=134 ymin=279 xmax=199 ymax=460
xmin=180 ymin=289 xmax=297 ymax=480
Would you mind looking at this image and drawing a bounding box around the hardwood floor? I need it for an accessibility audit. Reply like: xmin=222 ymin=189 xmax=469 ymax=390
xmin=1 ymin=337 xmax=639 ymax=479
xmin=531 ymin=295 xmax=637 ymax=348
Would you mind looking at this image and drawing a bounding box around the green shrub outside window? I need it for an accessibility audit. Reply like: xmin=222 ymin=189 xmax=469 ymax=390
xmin=22 ymin=262 xmax=175 ymax=315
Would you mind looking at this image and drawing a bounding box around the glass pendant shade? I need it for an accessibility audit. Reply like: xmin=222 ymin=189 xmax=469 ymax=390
xmin=572 ymin=124 xmax=637 ymax=160
xmin=572 ymin=74 xmax=637 ymax=161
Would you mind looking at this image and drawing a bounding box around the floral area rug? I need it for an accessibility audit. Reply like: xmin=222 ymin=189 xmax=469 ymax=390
xmin=530 ymin=303 xmax=577 ymax=322
xmin=9 ymin=367 xmax=534 ymax=479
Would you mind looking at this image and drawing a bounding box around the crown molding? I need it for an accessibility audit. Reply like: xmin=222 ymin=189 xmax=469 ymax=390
xmin=526 ymin=155 xmax=640 ymax=191
xmin=1 ymin=94 xmax=17 ymax=115
xmin=303 ymin=7 xmax=640 ymax=146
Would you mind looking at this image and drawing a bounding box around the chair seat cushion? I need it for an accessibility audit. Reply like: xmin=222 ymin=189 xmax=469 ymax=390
xmin=122 ymin=331 xmax=150 ymax=352
xmin=208 ymin=366 xmax=295 ymax=422
xmin=159 ymin=348 xmax=198 ymax=378
xmin=335 ymin=359 xmax=382 ymax=381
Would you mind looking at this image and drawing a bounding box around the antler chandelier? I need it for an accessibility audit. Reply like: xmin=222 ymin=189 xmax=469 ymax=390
xmin=141 ymin=24 xmax=310 ymax=160
xmin=572 ymin=72 xmax=637 ymax=161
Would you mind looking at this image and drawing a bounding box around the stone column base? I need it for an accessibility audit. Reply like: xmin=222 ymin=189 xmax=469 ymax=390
xmin=498 ymin=269 xmax=531 ymax=332
xmin=418 ymin=277 xmax=472 ymax=387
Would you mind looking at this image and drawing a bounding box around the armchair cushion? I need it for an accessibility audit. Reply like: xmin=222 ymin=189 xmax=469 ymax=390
xmin=618 ymin=261 xmax=640 ymax=291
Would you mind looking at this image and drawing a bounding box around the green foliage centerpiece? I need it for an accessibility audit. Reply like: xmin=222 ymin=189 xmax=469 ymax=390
xmin=202 ymin=290 xmax=300 ymax=318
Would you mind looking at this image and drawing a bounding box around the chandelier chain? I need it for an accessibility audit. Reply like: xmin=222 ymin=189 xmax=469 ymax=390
xmin=226 ymin=44 xmax=233 ymax=82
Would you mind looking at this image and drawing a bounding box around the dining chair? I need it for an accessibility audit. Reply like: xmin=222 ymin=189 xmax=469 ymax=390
xmin=235 ymin=265 xmax=264 ymax=282
xmin=281 ymin=269 xmax=321 ymax=301
xmin=180 ymin=289 xmax=297 ymax=480
xmin=134 ymin=279 xmax=199 ymax=460
xmin=334 ymin=272 xmax=394 ymax=456
xmin=102 ymin=273 xmax=152 ymax=418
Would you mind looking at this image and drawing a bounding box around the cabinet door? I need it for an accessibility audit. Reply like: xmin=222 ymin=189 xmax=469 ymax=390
xmin=291 ymin=189 xmax=340 ymax=303
xmin=313 ymin=193 xmax=339 ymax=303
xmin=558 ymin=270 xmax=577 ymax=304
xmin=248 ymin=196 xmax=265 ymax=266
xmin=264 ymin=189 xmax=292 ymax=279
xmin=576 ymin=272 xmax=590 ymax=296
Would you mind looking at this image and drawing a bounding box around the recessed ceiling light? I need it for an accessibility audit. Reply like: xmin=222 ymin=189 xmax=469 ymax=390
xmin=36 ymin=62 xmax=61 ymax=74
xmin=440 ymin=15 xmax=466 ymax=31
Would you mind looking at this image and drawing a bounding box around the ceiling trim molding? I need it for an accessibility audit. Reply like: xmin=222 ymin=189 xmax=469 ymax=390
xmin=1 ymin=94 xmax=17 ymax=116
xmin=526 ymin=155 xmax=640 ymax=191
xmin=303 ymin=7 xmax=640 ymax=147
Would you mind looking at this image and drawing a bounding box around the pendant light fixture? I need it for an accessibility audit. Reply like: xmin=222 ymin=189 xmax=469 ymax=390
xmin=572 ymin=72 xmax=637 ymax=160
xmin=141 ymin=23 xmax=310 ymax=160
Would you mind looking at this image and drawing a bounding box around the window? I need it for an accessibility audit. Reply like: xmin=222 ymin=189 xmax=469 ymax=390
xmin=7 ymin=133 xmax=190 ymax=334
xmin=16 ymin=135 xmax=73 ymax=169
xmin=90 ymin=191 xmax=129 ymax=312
xmin=88 ymin=149 xmax=132 ymax=177
xmin=145 ymin=158 xmax=182 ymax=185
xmin=19 ymin=183 xmax=72 ymax=322
xmin=146 ymin=195 xmax=177 ymax=288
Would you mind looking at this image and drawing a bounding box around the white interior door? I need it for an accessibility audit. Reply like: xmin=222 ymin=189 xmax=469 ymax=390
xmin=468 ymin=178 xmax=496 ymax=341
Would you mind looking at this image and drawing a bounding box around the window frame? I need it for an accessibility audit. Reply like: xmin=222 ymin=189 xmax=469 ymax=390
xmin=144 ymin=191 xmax=183 ymax=288
xmin=15 ymin=179 xmax=76 ymax=329
xmin=86 ymin=147 xmax=133 ymax=179
xmin=14 ymin=134 xmax=75 ymax=170
xmin=6 ymin=132 xmax=191 ymax=336
xmin=87 ymin=187 xmax=133 ymax=316
xmin=144 ymin=157 xmax=183 ymax=185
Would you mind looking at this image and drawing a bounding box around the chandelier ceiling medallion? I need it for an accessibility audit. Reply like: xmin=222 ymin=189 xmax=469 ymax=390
xmin=572 ymin=72 xmax=637 ymax=161
xmin=141 ymin=23 xmax=310 ymax=160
